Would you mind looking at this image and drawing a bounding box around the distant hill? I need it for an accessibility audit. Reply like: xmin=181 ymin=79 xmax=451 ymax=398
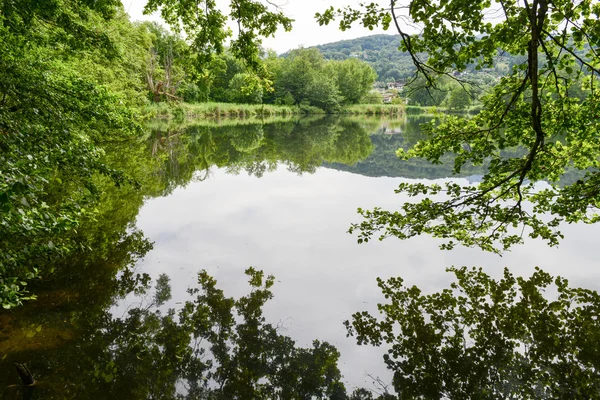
xmin=305 ymin=33 xmax=592 ymax=86
xmin=312 ymin=34 xmax=416 ymax=82
xmin=306 ymin=34 xmax=520 ymax=83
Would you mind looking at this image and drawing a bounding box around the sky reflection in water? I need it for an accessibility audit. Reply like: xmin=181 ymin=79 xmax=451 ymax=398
xmin=131 ymin=151 xmax=600 ymax=390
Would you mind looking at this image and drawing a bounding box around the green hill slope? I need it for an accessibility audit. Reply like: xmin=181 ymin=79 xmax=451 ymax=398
xmin=313 ymin=34 xmax=416 ymax=82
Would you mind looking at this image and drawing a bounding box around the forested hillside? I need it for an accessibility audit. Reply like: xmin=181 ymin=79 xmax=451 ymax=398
xmin=311 ymin=34 xmax=591 ymax=109
xmin=314 ymin=35 xmax=415 ymax=82
xmin=308 ymin=34 xmax=503 ymax=108
xmin=312 ymin=34 xmax=520 ymax=82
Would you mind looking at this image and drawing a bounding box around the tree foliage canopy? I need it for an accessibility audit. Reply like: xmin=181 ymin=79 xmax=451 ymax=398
xmin=270 ymin=48 xmax=377 ymax=111
xmin=318 ymin=0 xmax=600 ymax=253
xmin=144 ymin=0 xmax=293 ymax=70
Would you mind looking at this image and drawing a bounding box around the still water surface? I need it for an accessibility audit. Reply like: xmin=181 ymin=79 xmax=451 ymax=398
xmin=2 ymin=115 xmax=600 ymax=397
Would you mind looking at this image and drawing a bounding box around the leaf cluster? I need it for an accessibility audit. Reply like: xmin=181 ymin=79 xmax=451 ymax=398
xmin=144 ymin=0 xmax=292 ymax=71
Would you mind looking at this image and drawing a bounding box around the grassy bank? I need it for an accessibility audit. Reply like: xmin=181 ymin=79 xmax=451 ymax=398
xmin=147 ymin=102 xmax=310 ymax=120
xmin=146 ymin=102 xmax=405 ymax=120
xmin=406 ymin=105 xmax=482 ymax=115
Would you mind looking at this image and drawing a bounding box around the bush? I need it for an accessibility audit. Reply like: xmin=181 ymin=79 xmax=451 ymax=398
xmin=360 ymin=91 xmax=383 ymax=104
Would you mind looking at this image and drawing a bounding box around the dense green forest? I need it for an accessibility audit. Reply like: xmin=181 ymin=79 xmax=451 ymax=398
xmin=179 ymin=47 xmax=379 ymax=111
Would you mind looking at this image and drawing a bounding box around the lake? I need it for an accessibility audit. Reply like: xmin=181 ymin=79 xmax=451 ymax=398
xmin=2 ymin=115 xmax=600 ymax=397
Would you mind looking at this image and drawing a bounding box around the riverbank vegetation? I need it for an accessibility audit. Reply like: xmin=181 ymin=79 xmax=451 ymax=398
xmin=139 ymin=22 xmax=382 ymax=113
xmin=147 ymin=102 xmax=303 ymax=119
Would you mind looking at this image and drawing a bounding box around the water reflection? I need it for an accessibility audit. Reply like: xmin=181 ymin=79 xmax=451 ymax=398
xmin=147 ymin=116 xmax=374 ymax=186
xmin=147 ymin=114 xmax=486 ymax=182
xmin=0 ymin=117 xmax=379 ymax=397
xmin=2 ymin=116 xmax=599 ymax=397
xmin=3 ymin=267 xmax=351 ymax=398
xmin=324 ymin=115 xmax=488 ymax=179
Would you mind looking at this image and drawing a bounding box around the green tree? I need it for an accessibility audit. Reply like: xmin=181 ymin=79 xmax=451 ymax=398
xmin=228 ymin=72 xmax=264 ymax=104
xmin=203 ymin=52 xmax=246 ymax=101
xmin=444 ymin=85 xmax=472 ymax=110
xmin=274 ymin=48 xmax=342 ymax=112
xmin=139 ymin=21 xmax=191 ymax=102
xmin=274 ymin=48 xmax=324 ymax=103
xmin=304 ymin=75 xmax=343 ymax=113
xmin=273 ymin=48 xmax=376 ymax=110
xmin=317 ymin=0 xmax=600 ymax=253
xmin=328 ymin=58 xmax=378 ymax=104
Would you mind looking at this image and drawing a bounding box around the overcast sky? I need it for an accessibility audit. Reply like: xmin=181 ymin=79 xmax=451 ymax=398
xmin=121 ymin=0 xmax=396 ymax=54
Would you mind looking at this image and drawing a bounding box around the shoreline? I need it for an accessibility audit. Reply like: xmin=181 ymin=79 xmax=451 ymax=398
xmin=146 ymin=102 xmax=405 ymax=120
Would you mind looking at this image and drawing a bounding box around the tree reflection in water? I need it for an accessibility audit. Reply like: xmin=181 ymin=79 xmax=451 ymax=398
xmin=0 ymin=117 xmax=377 ymax=399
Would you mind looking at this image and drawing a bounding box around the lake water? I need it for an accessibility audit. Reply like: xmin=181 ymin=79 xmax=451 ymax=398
xmin=2 ymin=115 xmax=600 ymax=397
